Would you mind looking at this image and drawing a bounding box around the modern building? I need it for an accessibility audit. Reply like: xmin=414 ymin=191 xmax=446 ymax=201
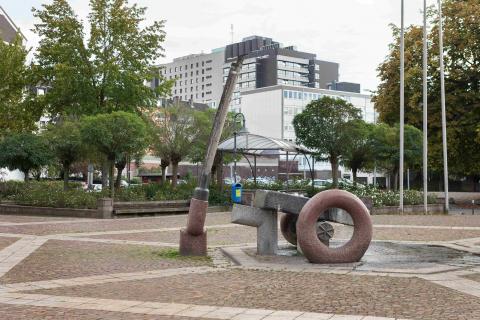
xmin=152 ymin=35 xmax=346 ymax=109
xmin=233 ymin=84 xmax=378 ymax=184
xmin=0 ymin=6 xmax=25 ymax=44
xmin=153 ymin=49 xmax=226 ymax=108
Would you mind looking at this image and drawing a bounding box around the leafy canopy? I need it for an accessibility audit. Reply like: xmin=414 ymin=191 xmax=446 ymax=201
xmin=32 ymin=0 xmax=173 ymax=117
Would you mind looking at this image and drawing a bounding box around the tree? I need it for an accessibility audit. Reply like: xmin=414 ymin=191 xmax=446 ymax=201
xmin=0 ymin=133 xmax=52 ymax=181
xmin=371 ymin=123 xmax=422 ymax=190
xmin=293 ymin=96 xmax=361 ymax=188
xmin=44 ymin=121 xmax=84 ymax=190
xmin=0 ymin=35 xmax=40 ymax=136
xmin=31 ymin=0 xmax=172 ymax=117
xmin=150 ymin=105 xmax=208 ymax=187
xmin=342 ymin=120 xmax=375 ymax=186
xmin=373 ymin=0 xmax=480 ymax=186
xmin=80 ymin=111 xmax=148 ymax=197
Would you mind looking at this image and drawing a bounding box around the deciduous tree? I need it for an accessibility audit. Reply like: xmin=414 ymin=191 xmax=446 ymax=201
xmin=293 ymin=96 xmax=361 ymax=188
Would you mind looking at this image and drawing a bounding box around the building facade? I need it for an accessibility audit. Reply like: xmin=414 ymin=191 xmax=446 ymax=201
xmin=233 ymin=85 xmax=378 ymax=184
xmin=153 ymin=49 xmax=225 ymax=108
xmin=152 ymin=36 xmax=348 ymax=109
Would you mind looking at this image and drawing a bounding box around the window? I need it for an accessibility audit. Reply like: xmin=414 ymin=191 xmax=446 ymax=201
xmin=202 ymin=61 xmax=205 ymax=66
xmin=206 ymin=67 xmax=212 ymax=71
xmin=196 ymin=62 xmax=199 ymax=67
xmin=185 ymin=65 xmax=188 ymax=70
xmin=175 ymin=67 xmax=178 ymax=72
xmin=206 ymin=91 xmax=212 ymax=95
xmin=283 ymin=91 xmax=288 ymax=98
xmin=180 ymin=66 xmax=182 ymax=71
xmin=191 ymin=64 xmax=193 ymax=68
xmin=206 ymin=60 xmax=212 ymax=63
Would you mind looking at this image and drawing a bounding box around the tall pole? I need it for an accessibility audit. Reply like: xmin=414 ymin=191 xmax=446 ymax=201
xmin=399 ymin=0 xmax=405 ymax=212
xmin=422 ymin=0 xmax=429 ymax=213
xmin=438 ymin=0 xmax=449 ymax=212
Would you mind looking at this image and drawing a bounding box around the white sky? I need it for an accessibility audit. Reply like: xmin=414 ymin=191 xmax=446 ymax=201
xmin=2 ymin=0 xmax=433 ymax=91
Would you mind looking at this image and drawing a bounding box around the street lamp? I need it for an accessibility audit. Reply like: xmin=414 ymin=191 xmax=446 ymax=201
xmin=233 ymin=112 xmax=248 ymax=184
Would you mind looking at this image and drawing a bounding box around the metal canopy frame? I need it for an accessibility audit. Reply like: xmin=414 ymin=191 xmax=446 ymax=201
xmin=218 ymin=133 xmax=316 ymax=189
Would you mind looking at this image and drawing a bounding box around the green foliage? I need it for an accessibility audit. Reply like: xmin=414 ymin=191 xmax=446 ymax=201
xmin=44 ymin=120 xmax=85 ymax=189
xmin=9 ymin=181 xmax=98 ymax=209
xmin=371 ymin=123 xmax=423 ymax=187
xmin=307 ymin=184 xmax=438 ymax=208
xmin=342 ymin=120 xmax=375 ymax=183
xmin=0 ymin=133 xmax=53 ymax=181
xmin=80 ymin=111 xmax=148 ymax=196
xmin=374 ymin=0 xmax=480 ymax=178
xmin=0 ymin=35 xmax=40 ymax=136
xmin=31 ymin=0 xmax=172 ymax=117
xmin=293 ymin=96 xmax=361 ymax=187
xmin=149 ymin=105 xmax=210 ymax=187
xmin=152 ymin=248 xmax=211 ymax=263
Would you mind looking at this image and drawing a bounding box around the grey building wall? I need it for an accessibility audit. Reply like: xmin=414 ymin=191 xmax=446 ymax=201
xmin=327 ymin=81 xmax=361 ymax=93
xmin=152 ymin=49 xmax=225 ymax=108
xmin=316 ymin=60 xmax=340 ymax=89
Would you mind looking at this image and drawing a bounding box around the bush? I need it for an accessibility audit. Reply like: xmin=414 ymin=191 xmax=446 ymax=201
xmin=10 ymin=181 xmax=99 ymax=209
xmin=0 ymin=181 xmax=25 ymax=200
xmin=307 ymin=184 xmax=437 ymax=208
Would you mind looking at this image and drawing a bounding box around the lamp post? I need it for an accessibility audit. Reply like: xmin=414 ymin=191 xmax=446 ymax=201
xmin=399 ymin=0 xmax=405 ymax=212
xmin=233 ymin=112 xmax=247 ymax=184
xmin=422 ymin=0 xmax=429 ymax=213
xmin=438 ymin=0 xmax=449 ymax=212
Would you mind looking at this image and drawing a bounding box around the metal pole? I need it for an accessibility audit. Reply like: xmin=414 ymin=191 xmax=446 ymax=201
xmin=233 ymin=131 xmax=237 ymax=184
xmin=438 ymin=0 xmax=449 ymax=212
xmin=286 ymin=152 xmax=289 ymax=190
xmin=407 ymin=168 xmax=410 ymax=190
xmin=399 ymin=0 xmax=405 ymax=212
xmin=423 ymin=0 xmax=429 ymax=213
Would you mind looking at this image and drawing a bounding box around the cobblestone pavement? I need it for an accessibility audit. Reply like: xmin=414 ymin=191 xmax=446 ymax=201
xmin=0 ymin=212 xmax=478 ymax=319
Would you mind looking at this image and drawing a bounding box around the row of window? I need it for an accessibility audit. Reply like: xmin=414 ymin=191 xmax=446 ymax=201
xmin=278 ymin=79 xmax=309 ymax=87
xmin=163 ymin=60 xmax=212 ymax=74
xmin=277 ymin=60 xmax=308 ymax=70
xmin=174 ymin=84 xmax=212 ymax=94
xmin=283 ymin=90 xmax=324 ymax=101
xmin=174 ymin=77 xmax=210 ymax=87
xmin=172 ymin=90 xmax=212 ymax=101
xmin=223 ymin=63 xmax=256 ymax=75
xmin=277 ymin=69 xmax=308 ymax=80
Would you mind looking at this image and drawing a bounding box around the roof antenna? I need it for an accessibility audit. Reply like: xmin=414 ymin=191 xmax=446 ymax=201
xmin=230 ymin=24 xmax=234 ymax=44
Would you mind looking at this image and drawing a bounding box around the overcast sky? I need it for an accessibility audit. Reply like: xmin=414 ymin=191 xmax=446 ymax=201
xmin=2 ymin=0 xmax=433 ymax=91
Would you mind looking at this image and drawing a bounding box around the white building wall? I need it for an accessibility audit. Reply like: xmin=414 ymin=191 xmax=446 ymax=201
xmin=237 ymin=85 xmax=379 ymax=183
xmin=236 ymin=89 xmax=283 ymax=139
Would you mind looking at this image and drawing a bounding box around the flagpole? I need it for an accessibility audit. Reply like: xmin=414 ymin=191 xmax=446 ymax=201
xmin=438 ymin=0 xmax=449 ymax=212
xmin=422 ymin=0 xmax=428 ymax=213
xmin=399 ymin=0 xmax=405 ymax=212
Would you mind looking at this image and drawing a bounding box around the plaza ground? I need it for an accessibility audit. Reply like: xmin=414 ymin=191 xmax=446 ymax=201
xmin=0 ymin=212 xmax=479 ymax=319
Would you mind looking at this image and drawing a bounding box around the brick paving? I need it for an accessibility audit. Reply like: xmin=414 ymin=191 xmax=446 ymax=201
xmin=0 ymin=213 xmax=478 ymax=319
xmin=0 ymin=236 xmax=18 ymax=251
xmin=463 ymin=273 xmax=480 ymax=283
xmin=371 ymin=215 xmax=480 ymax=227
xmin=86 ymin=226 xmax=257 ymax=246
xmin=29 ymin=269 xmax=480 ymax=320
xmin=0 ymin=303 xmax=196 ymax=319
xmin=0 ymin=240 xmax=211 ymax=284
xmin=0 ymin=213 xmax=231 ymax=236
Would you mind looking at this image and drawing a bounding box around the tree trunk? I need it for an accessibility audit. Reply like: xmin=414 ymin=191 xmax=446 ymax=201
xmin=330 ymin=157 xmax=339 ymax=188
xmin=101 ymin=161 xmax=109 ymax=188
xmin=109 ymin=160 xmax=115 ymax=199
xmin=171 ymin=161 xmax=179 ymax=187
xmin=63 ymin=164 xmax=70 ymax=191
xmin=160 ymin=159 xmax=169 ymax=184
xmin=352 ymin=167 xmax=358 ymax=187
xmin=393 ymin=171 xmax=399 ymax=192
xmin=115 ymin=157 xmax=127 ymax=189
xmin=23 ymin=169 xmax=29 ymax=182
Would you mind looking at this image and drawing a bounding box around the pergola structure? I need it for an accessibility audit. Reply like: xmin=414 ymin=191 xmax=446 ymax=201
xmin=218 ymin=132 xmax=315 ymax=188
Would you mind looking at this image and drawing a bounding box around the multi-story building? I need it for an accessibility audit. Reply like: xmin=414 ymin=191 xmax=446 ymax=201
xmin=152 ymin=49 xmax=225 ymax=108
xmin=152 ymin=36 xmax=345 ymax=109
xmin=224 ymin=36 xmax=340 ymax=108
xmin=234 ymin=84 xmax=379 ymax=184
xmin=0 ymin=6 xmax=25 ymax=44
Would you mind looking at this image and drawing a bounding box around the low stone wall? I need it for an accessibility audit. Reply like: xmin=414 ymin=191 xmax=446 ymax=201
xmin=0 ymin=203 xmax=101 ymax=218
xmin=371 ymin=203 xmax=445 ymax=215
xmin=0 ymin=199 xmax=231 ymax=219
